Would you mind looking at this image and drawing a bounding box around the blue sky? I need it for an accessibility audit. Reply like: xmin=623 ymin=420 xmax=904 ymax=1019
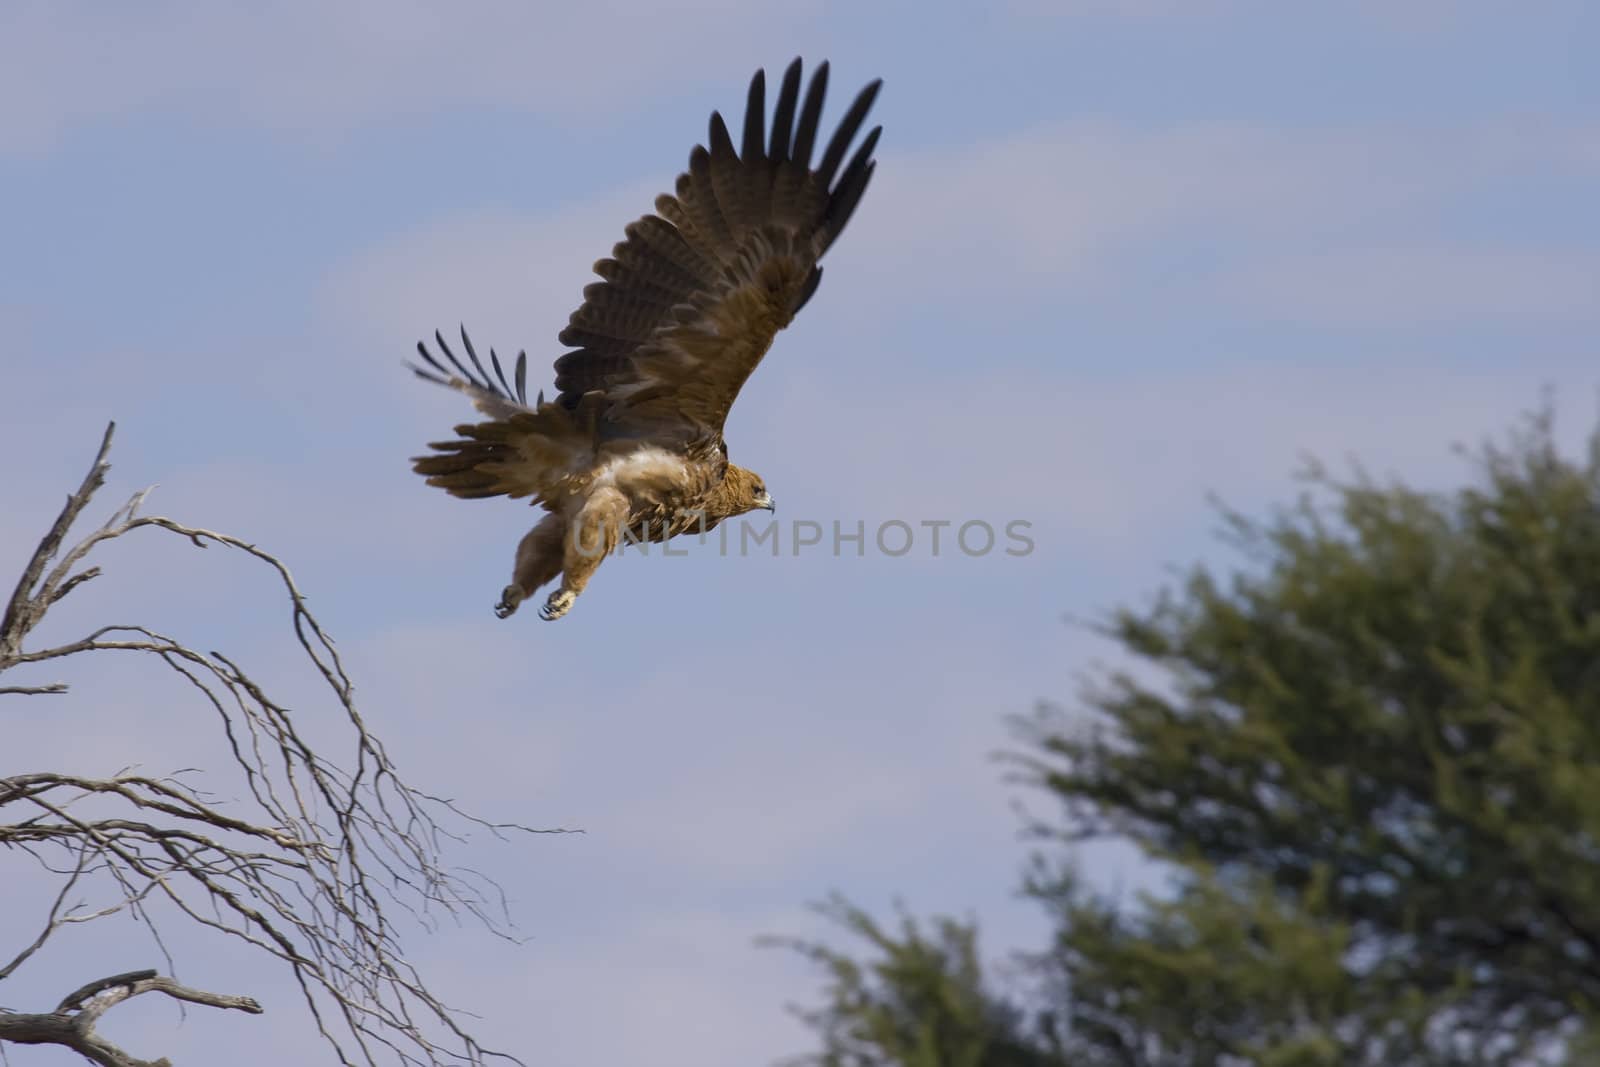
xmin=2 ymin=3 xmax=1597 ymax=1065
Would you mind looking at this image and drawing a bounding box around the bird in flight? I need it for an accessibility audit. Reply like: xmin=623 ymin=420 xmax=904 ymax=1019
xmin=408 ymin=58 xmax=882 ymax=622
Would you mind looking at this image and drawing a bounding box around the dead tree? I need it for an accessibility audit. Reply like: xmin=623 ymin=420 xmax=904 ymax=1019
xmin=1 ymin=424 xmax=559 ymax=1067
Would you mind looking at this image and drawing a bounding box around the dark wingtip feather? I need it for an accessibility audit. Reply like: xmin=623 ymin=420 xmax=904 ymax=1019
xmin=827 ymin=156 xmax=877 ymax=248
xmin=406 ymin=360 xmax=450 ymax=387
xmin=709 ymin=110 xmax=736 ymax=160
xmin=768 ymin=57 xmax=803 ymax=163
xmin=741 ymin=68 xmax=766 ymax=161
xmin=458 ymin=324 xmax=493 ymax=384
xmin=834 ymin=125 xmax=881 ymax=198
xmin=432 ymin=329 xmax=474 ymax=381
xmin=817 ymin=78 xmax=882 ymax=188
xmin=791 ymin=61 xmax=830 ymax=168
xmin=489 ymin=347 xmax=514 ymax=397
xmin=414 ymin=339 xmax=449 ymax=377
xmin=823 ymin=125 xmax=880 ymax=249
xmin=414 ymin=327 xmax=530 ymax=405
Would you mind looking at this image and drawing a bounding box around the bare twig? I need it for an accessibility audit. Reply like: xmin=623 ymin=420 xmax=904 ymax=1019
xmin=1 ymin=424 xmax=567 ymax=1066
xmin=0 ymin=847 xmax=132 ymax=984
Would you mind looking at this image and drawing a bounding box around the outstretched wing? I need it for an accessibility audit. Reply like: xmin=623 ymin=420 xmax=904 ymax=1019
xmin=553 ymin=57 xmax=882 ymax=439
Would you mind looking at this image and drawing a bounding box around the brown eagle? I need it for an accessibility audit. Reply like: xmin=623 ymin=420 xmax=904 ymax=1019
xmin=407 ymin=58 xmax=882 ymax=621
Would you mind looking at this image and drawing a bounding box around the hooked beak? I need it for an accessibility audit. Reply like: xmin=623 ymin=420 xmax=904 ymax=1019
xmin=754 ymin=491 xmax=775 ymax=513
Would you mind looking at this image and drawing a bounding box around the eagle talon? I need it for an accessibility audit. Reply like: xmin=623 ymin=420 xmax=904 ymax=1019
xmin=495 ymin=585 xmax=523 ymax=619
xmin=539 ymin=591 xmax=576 ymax=622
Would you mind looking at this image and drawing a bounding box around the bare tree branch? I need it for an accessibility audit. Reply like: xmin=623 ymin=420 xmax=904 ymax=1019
xmin=1 ymin=424 xmax=569 ymax=1067
xmin=0 ymin=422 xmax=115 ymax=665
xmin=0 ymin=967 xmax=262 ymax=1067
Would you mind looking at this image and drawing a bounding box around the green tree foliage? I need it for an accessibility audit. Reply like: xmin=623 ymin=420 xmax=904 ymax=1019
xmin=779 ymin=409 xmax=1600 ymax=1066
xmin=766 ymin=894 xmax=1064 ymax=1067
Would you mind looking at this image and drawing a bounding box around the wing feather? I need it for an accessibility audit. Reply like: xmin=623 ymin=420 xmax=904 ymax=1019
xmin=680 ymin=146 xmax=735 ymax=256
xmin=824 ymin=130 xmax=881 ymax=252
xmin=815 ymin=76 xmax=882 ymax=188
xmin=740 ymin=69 xmax=766 ymax=162
xmin=790 ymin=62 xmax=829 ymax=168
xmin=551 ymin=58 xmax=883 ymax=436
xmin=615 ymin=216 xmax=719 ymax=289
xmin=767 ymin=57 xmax=802 ymax=163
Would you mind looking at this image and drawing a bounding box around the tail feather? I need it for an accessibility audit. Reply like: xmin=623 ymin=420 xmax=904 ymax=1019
xmin=409 ymin=388 xmax=606 ymax=505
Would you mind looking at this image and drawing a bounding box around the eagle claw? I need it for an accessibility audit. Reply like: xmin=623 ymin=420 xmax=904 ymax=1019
xmin=495 ymin=585 xmax=523 ymax=619
xmin=539 ymin=591 xmax=576 ymax=622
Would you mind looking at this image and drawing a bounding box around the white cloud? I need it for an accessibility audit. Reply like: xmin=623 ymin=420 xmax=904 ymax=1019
xmin=322 ymin=116 xmax=1600 ymax=362
xmin=402 ymin=905 xmax=828 ymax=1067
xmin=1003 ymin=0 xmax=1247 ymax=17
xmin=324 ymin=180 xmax=662 ymax=359
xmin=0 ymin=1 xmax=818 ymax=154
xmin=831 ymin=120 xmax=1600 ymax=316
xmin=1214 ymin=245 xmax=1600 ymax=326
xmin=1001 ymin=0 xmax=1523 ymax=30
xmin=749 ymin=356 xmax=1596 ymax=561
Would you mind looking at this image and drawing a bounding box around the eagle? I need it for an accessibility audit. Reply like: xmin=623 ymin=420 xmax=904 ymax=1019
xmin=407 ymin=58 xmax=882 ymax=622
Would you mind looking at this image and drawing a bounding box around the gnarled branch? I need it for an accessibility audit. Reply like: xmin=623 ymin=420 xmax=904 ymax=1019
xmin=0 ymin=967 xmax=262 ymax=1067
xmin=1 ymin=423 xmax=571 ymax=1066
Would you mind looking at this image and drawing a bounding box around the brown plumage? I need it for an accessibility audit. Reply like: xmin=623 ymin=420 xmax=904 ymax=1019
xmin=407 ymin=58 xmax=883 ymax=621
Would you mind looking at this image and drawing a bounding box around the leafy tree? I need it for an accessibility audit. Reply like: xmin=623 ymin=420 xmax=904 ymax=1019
xmin=765 ymin=894 xmax=1063 ymax=1067
xmin=779 ymin=407 xmax=1600 ymax=1066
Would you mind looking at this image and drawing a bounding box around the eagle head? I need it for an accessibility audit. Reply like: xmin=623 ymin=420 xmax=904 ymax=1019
xmin=724 ymin=464 xmax=776 ymax=515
